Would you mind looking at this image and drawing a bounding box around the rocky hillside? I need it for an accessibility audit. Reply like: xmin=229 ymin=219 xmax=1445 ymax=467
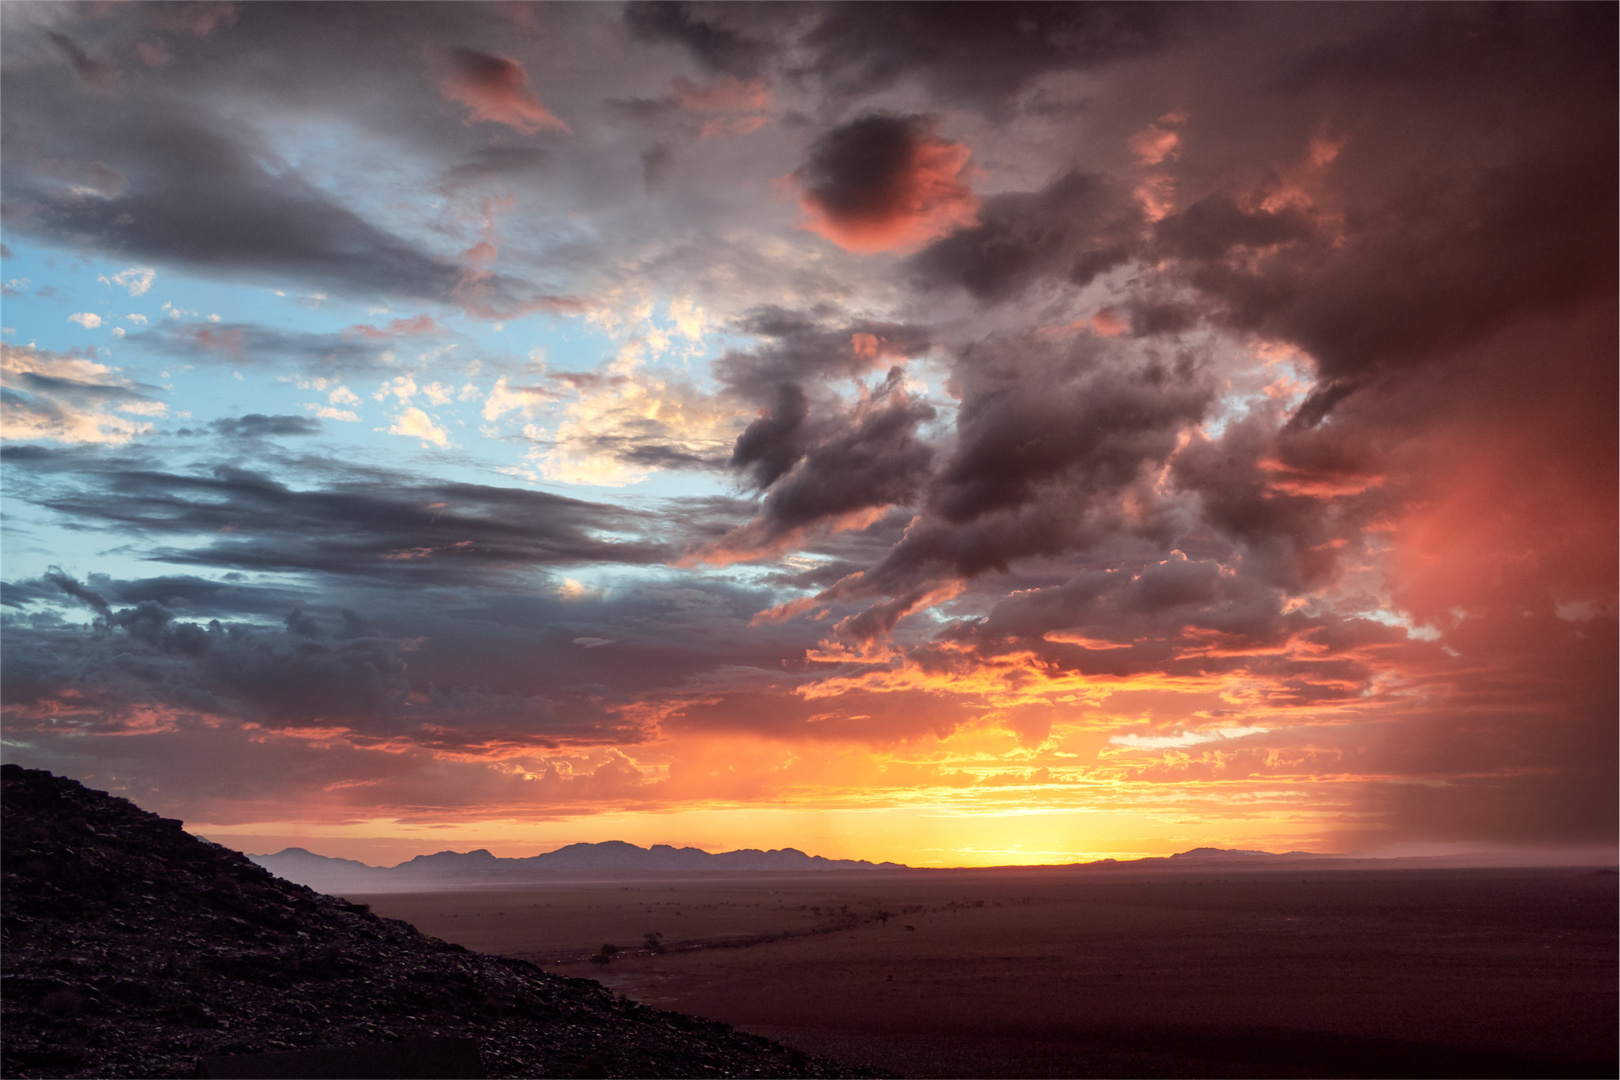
xmin=0 ymin=765 xmax=883 ymax=1079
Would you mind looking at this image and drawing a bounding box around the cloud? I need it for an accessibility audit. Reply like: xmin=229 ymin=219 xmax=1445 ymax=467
xmin=909 ymin=170 xmax=1141 ymax=303
xmin=798 ymin=2 xmax=1221 ymax=112
xmin=5 ymin=581 xmax=412 ymax=736
xmin=1128 ymin=112 xmax=1186 ymax=166
xmin=5 ymin=454 xmax=670 ymax=584
xmin=130 ymin=321 xmax=398 ymax=374
xmin=706 ymin=368 xmax=935 ymax=561
xmin=343 ymin=314 xmax=440 ymax=339
xmin=3 ymin=113 xmax=474 ymax=305
xmin=523 ymin=344 xmax=744 ymax=487
xmin=673 ymin=74 xmax=768 ymax=112
xmin=47 ymin=32 xmax=118 ymax=95
xmin=1 ymin=2 xmax=1614 ymax=850
xmin=622 ymin=2 xmax=780 ymax=78
xmin=68 ymin=312 xmax=103 ymax=329
xmin=795 ymin=114 xmax=979 ymax=253
xmin=0 ymin=562 xmax=806 ymax=770
xmin=715 ymin=307 xmax=934 ymax=399
xmin=211 ymin=414 xmax=322 ymax=439
xmin=136 ymin=39 xmax=174 ymax=68
xmin=136 ymin=2 xmax=241 ymax=40
xmin=387 ymin=407 xmax=452 ymax=448
xmin=800 ymin=333 xmax=1213 ymax=611
xmin=1 ymin=343 xmax=165 ymax=444
xmin=640 ymin=142 xmax=675 ymax=193
xmin=482 ymin=376 xmax=554 ymax=422
xmin=438 ymin=147 xmax=550 ymax=192
xmin=437 ymin=48 xmax=571 ymax=135
xmin=99 ymin=266 xmax=157 ymax=296
xmin=623 ymin=3 xmax=1217 ymax=114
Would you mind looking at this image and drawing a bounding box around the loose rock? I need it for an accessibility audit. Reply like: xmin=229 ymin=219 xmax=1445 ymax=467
xmin=1 ymin=764 xmax=888 ymax=1079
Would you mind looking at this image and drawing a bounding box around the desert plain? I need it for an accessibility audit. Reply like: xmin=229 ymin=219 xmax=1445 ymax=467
xmin=353 ymin=864 xmax=1618 ymax=1078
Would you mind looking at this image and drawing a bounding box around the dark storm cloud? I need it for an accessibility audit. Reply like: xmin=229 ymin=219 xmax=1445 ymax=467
xmin=89 ymin=574 xmax=309 ymax=622
xmin=1 ymin=559 xmax=818 ymax=754
xmin=3 ymin=579 xmax=410 ymax=732
xmin=129 ymin=322 xmax=399 ymax=375
xmin=639 ymin=142 xmax=675 ymax=193
xmin=718 ymin=368 xmax=935 ymax=555
xmin=1138 ymin=136 xmax=1617 ymax=431
xmin=799 ymin=1 xmax=1222 ymax=111
xmin=716 ymin=306 xmax=932 ymax=397
xmin=1152 ymin=193 xmax=1314 ymax=263
xmin=3 ymin=4 xmax=586 ymax=312
xmin=795 ymin=114 xmax=925 ymax=228
xmin=1276 ymin=2 xmax=1616 ymax=96
xmin=1170 ymin=409 xmax=1383 ymax=592
xmin=1167 ymin=8 xmax=1612 ymax=425
xmin=708 ymin=323 xmax=1221 ymax=627
xmin=877 ymin=550 xmax=1436 ymax=724
xmin=888 ymin=4 xmax=1616 ymax=434
xmin=9 ymin=460 xmax=667 ymax=585
xmin=209 ymin=415 xmax=322 ymax=439
xmin=941 ymin=554 xmax=1301 ymax=656
xmin=933 ymin=344 xmax=1206 ymax=526
xmin=791 ymin=112 xmax=977 ymax=253
xmin=833 ymin=335 xmax=1211 ymax=602
xmin=704 ymin=308 xmax=941 ymax=559
xmin=731 ymin=381 xmax=810 ymax=490
xmin=0 ymin=1 xmax=1613 ymax=848
xmin=561 ymin=430 xmax=729 ymax=475
xmin=42 ymin=567 xmax=112 ymax=619
xmin=46 ymin=31 xmax=117 ymax=93
xmin=625 ymin=2 xmax=1221 ymax=113
xmin=3 ymin=111 xmax=470 ymax=304
xmin=1280 ymin=146 xmax=1611 ymax=425
xmin=909 ymin=170 xmax=1141 ymax=302
xmin=623 ymin=1 xmax=783 ymax=79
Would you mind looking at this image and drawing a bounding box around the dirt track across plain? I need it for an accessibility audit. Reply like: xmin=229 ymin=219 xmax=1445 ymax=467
xmin=354 ymin=866 xmax=1617 ymax=1078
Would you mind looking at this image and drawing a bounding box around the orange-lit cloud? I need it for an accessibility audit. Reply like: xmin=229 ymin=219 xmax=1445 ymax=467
xmin=796 ymin=114 xmax=978 ymax=253
xmin=3 ymin=2 xmax=1613 ymax=872
xmin=437 ymin=48 xmax=570 ymax=135
xmin=0 ymin=343 xmax=165 ymax=444
xmin=1128 ymin=111 xmax=1186 ymax=165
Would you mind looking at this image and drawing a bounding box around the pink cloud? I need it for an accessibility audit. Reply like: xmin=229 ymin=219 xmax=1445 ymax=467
xmin=437 ymin=48 xmax=570 ymax=135
xmin=674 ymin=75 xmax=769 ymax=112
xmin=797 ymin=117 xmax=979 ymax=254
xmin=343 ymin=314 xmax=441 ymax=340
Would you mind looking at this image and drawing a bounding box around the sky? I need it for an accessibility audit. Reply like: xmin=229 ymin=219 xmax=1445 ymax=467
xmin=1 ymin=1 xmax=1614 ymax=868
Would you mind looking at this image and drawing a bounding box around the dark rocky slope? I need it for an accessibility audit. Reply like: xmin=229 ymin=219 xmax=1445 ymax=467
xmin=0 ymin=765 xmax=883 ymax=1079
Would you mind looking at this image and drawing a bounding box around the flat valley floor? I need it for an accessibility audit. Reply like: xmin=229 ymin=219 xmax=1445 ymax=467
xmin=353 ymin=866 xmax=1617 ymax=1078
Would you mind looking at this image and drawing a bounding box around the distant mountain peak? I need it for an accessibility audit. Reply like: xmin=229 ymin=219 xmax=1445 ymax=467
xmin=1170 ymin=847 xmax=1279 ymax=859
xmin=247 ymin=839 xmax=906 ymax=892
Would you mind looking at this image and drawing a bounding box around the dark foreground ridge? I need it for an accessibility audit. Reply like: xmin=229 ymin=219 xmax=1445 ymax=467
xmin=0 ymin=765 xmax=888 ymax=1079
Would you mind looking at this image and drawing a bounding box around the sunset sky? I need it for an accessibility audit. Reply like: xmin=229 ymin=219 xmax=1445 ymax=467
xmin=2 ymin=2 xmax=1614 ymax=867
